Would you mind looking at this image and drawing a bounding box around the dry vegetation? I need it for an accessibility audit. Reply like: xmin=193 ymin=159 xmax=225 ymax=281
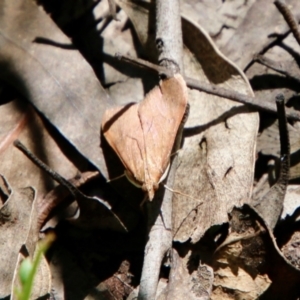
xmin=1 ymin=0 xmax=300 ymax=299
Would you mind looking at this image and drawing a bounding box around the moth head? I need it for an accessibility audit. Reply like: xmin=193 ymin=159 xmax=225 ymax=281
xmin=124 ymin=170 xmax=158 ymax=201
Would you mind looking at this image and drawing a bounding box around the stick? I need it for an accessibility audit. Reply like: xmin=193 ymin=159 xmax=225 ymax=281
xmin=138 ymin=0 xmax=183 ymax=298
xmin=254 ymin=54 xmax=300 ymax=83
xmin=274 ymin=0 xmax=300 ymax=47
xmin=116 ymin=53 xmax=300 ymax=121
xmin=13 ymin=140 xmax=127 ymax=231
xmin=253 ymin=94 xmax=290 ymax=230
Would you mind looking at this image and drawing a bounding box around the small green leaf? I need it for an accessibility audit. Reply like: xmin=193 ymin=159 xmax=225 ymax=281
xmin=19 ymin=258 xmax=33 ymax=285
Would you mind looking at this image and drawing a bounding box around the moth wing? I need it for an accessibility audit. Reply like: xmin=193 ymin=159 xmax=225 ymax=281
xmin=101 ymin=103 xmax=146 ymax=185
xmin=138 ymin=74 xmax=188 ymax=184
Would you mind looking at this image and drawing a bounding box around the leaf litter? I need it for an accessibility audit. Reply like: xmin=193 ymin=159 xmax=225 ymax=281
xmin=1 ymin=0 xmax=300 ymax=299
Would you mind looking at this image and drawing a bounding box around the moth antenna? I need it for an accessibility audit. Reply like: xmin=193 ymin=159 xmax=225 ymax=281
xmin=107 ymin=173 xmax=126 ymax=183
xmin=164 ymin=184 xmax=203 ymax=204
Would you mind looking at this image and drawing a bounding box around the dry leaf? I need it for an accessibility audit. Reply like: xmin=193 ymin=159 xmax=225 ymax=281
xmin=0 ymin=99 xmax=81 ymax=193
xmin=167 ymin=250 xmax=213 ymax=300
xmin=0 ymin=176 xmax=51 ymax=299
xmin=0 ymin=0 xmax=110 ymax=177
xmin=212 ymin=206 xmax=271 ymax=299
xmin=173 ymin=17 xmax=258 ymax=242
xmin=221 ymin=0 xmax=300 ymax=70
xmin=213 ymin=203 xmax=300 ymax=299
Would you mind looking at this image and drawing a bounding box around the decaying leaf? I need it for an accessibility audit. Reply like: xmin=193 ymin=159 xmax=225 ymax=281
xmin=252 ymin=97 xmax=290 ymax=230
xmin=0 ymin=0 xmax=110 ymax=177
xmin=0 ymin=98 xmax=81 ymax=194
xmin=213 ymin=206 xmax=271 ymax=299
xmin=167 ymin=250 xmax=213 ymax=300
xmin=174 ymin=17 xmax=258 ymax=242
xmin=93 ymin=260 xmax=133 ymax=300
xmin=0 ymin=176 xmax=51 ymax=299
xmin=213 ymin=203 xmax=300 ymax=299
xmin=221 ymin=0 xmax=300 ymax=70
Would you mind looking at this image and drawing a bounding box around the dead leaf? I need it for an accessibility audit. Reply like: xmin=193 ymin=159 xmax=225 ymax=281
xmin=0 ymin=176 xmax=51 ymax=299
xmin=94 ymin=260 xmax=133 ymax=300
xmin=213 ymin=206 xmax=271 ymax=299
xmin=281 ymin=230 xmax=300 ymax=270
xmin=213 ymin=203 xmax=300 ymax=299
xmin=167 ymin=250 xmax=213 ymax=300
xmin=102 ymin=74 xmax=188 ymax=200
xmin=221 ymin=0 xmax=300 ymax=70
xmin=0 ymin=98 xmax=82 ymax=194
xmin=173 ymin=16 xmax=258 ymax=242
xmin=0 ymin=0 xmax=110 ymax=177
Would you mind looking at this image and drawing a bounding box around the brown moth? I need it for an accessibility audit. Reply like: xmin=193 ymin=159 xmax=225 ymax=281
xmin=101 ymin=73 xmax=188 ymax=200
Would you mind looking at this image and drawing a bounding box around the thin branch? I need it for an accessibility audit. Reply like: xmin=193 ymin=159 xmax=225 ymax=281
xmin=274 ymin=0 xmax=300 ymax=47
xmin=13 ymin=140 xmax=127 ymax=231
xmin=253 ymin=94 xmax=290 ymax=230
xmin=138 ymin=0 xmax=183 ymax=299
xmin=254 ymin=54 xmax=300 ymax=82
xmin=116 ymin=53 xmax=300 ymax=121
xmin=37 ymin=170 xmax=99 ymax=229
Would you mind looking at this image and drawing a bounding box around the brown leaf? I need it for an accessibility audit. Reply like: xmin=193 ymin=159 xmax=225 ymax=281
xmin=0 ymin=176 xmax=51 ymax=298
xmin=173 ymin=17 xmax=258 ymax=242
xmin=0 ymin=0 xmax=110 ymax=177
xmin=102 ymin=74 xmax=188 ymax=200
xmin=213 ymin=206 xmax=271 ymax=299
xmin=221 ymin=0 xmax=300 ymax=70
xmin=0 ymin=98 xmax=81 ymax=195
xmin=167 ymin=250 xmax=213 ymax=300
xmin=214 ymin=204 xmax=300 ymax=299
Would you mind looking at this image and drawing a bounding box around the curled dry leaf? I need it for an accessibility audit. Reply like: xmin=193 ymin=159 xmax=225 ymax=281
xmin=0 ymin=176 xmax=51 ymax=299
xmin=213 ymin=206 xmax=271 ymax=299
xmin=0 ymin=0 xmax=110 ymax=177
xmin=102 ymin=74 xmax=188 ymax=200
xmin=214 ymin=204 xmax=300 ymax=299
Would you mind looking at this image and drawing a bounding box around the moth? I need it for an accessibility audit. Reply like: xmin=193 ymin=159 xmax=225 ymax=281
xmin=101 ymin=73 xmax=188 ymax=200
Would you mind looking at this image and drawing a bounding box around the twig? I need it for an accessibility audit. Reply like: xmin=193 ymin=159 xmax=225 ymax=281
xmin=14 ymin=140 xmax=83 ymax=199
xmin=13 ymin=140 xmax=127 ymax=231
xmin=254 ymin=54 xmax=300 ymax=82
xmin=138 ymin=0 xmax=183 ymax=299
xmin=107 ymin=0 xmax=118 ymax=21
xmin=253 ymin=94 xmax=290 ymax=230
xmin=116 ymin=53 xmax=300 ymax=121
xmin=37 ymin=170 xmax=100 ymax=229
xmin=115 ymin=53 xmax=173 ymax=78
xmin=274 ymin=0 xmax=300 ymax=47
xmin=185 ymin=77 xmax=300 ymax=120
